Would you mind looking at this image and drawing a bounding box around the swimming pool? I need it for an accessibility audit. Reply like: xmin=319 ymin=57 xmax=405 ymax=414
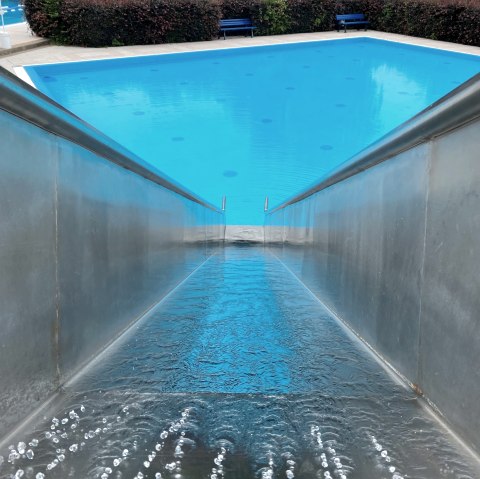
xmin=0 ymin=0 xmax=24 ymax=25
xmin=25 ymin=38 xmax=480 ymax=225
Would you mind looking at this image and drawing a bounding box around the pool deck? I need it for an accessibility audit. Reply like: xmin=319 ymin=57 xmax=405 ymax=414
xmin=1 ymin=29 xmax=479 ymax=73
xmin=0 ymin=22 xmax=49 ymax=58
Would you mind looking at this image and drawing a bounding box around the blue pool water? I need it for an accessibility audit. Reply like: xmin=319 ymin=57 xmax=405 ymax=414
xmin=26 ymin=38 xmax=480 ymax=225
xmin=1 ymin=0 xmax=24 ymax=25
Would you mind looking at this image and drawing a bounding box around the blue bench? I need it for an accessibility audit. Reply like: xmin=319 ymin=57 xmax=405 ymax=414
xmin=335 ymin=13 xmax=370 ymax=33
xmin=219 ymin=18 xmax=256 ymax=40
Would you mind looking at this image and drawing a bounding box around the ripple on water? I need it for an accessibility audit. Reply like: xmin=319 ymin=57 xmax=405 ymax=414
xmin=1 ymin=247 xmax=479 ymax=479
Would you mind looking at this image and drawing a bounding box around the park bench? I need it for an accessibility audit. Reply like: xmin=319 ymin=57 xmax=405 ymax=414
xmin=335 ymin=13 xmax=370 ymax=33
xmin=219 ymin=18 xmax=256 ymax=40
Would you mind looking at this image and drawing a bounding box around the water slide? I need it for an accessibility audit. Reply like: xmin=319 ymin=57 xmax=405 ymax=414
xmin=1 ymin=66 xmax=480 ymax=478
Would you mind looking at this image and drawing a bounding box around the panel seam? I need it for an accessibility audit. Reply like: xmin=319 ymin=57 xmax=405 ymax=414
xmin=415 ymin=140 xmax=433 ymax=387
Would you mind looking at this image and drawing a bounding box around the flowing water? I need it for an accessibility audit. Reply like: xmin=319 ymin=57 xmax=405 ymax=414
xmin=1 ymin=246 xmax=479 ymax=479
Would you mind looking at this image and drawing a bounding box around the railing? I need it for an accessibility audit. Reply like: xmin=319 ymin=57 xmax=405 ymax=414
xmin=0 ymin=65 xmax=222 ymax=213
xmin=267 ymin=73 xmax=480 ymax=215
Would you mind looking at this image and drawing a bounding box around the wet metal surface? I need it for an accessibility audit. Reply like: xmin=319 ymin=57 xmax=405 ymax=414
xmin=265 ymin=116 xmax=480 ymax=454
xmin=1 ymin=246 xmax=479 ymax=479
xmin=0 ymin=103 xmax=224 ymax=441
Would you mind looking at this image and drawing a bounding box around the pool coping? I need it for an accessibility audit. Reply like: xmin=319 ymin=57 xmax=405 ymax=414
xmin=1 ymin=30 xmax=479 ymax=75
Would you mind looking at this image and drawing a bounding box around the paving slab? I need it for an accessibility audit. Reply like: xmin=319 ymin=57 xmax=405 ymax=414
xmin=1 ymin=30 xmax=479 ymax=73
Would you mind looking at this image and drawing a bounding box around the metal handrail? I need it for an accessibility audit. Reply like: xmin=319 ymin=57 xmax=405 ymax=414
xmin=0 ymin=66 xmax=222 ymax=213
xmin=267 ymin=73 xmax=480 ymax=214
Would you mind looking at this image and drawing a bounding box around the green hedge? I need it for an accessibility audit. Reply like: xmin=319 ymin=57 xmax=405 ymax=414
xmin=24 ymin=0 xmax=480 ymax=47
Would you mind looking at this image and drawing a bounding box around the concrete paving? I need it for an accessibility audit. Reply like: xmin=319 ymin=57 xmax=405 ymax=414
xmin=0 ymin=22 xmax=48 ymax=58
xmin=0 ymin=29 xmax=479 ymax=72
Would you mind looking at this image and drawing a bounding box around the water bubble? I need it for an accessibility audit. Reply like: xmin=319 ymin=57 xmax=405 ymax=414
xmin=113 ymin=458 xmax=122 ymax=466
xmin=389 ymin=466 xmax=396 ymax=473
xmin=375 ymin=444 xmax=382 ymax=451
xmin=286 ymin=471 xmax=294 ymax=479
xmin=17 ymin=442 xmax=26 ymax=454
xmin=61 ymin=418 xmax=68 ymax=425
xmin=144 ymin=461 xmax=150 ymax=468
xmin=105 ymin=467 xmax=112 ymax=474
xmin=102 ymin=418 xmax=107 ymax=423
xmin=101 ymin=474 xmax=108 ymax=479
xmin=14 ymin=470 xmax=25 ymax=478
xmin=9 ymin=450 xmax=20 ymax=462
xmin=29 ymin=439 xmax=39 ymax=447
xmin=160 ymin=431 xmax=168 ymax=440
xmin=122 ymin=449 xmax=129 ymax=457
xmin=155 ymin=443 xmax=162 ymax=451
xmin=80 ymin=405 xmax=85 ymax=413
xmin=53 ymin=437 xmax=59 ymax=444
xmin=36 ymin=473 xmax=45 ymax=479
xmin=58 ymin=454 xmax=65 ymax=462
xmin=95 ymin=428 xmax=101 ymax=435
xmin=88 ymin=430 xmax=95 ymax=438
xmin=69 ymin=444 xmax=78 ymax=452
xmin=155 ymin=474 xmax=162 ymax=479
xmin=381 ymin=450 xmax=388 ymax=458
xmin=26 ymin=450 xmax=34 ymax=460
xmin=165 ymin=462 xmax=176 ymax=471
xmin=322 ymin=461 xmax=328 ymax=468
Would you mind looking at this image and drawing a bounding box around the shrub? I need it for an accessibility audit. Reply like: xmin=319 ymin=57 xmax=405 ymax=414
xmin=26 ymin=0 xmax=221 ymax=47
xmin=257 ymin=0 xmax=290 ymax=35
xmin=24 ymin=0 xmax=62 ymax=39
xmin=24 ymin=0 xmax=480 ymax=47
